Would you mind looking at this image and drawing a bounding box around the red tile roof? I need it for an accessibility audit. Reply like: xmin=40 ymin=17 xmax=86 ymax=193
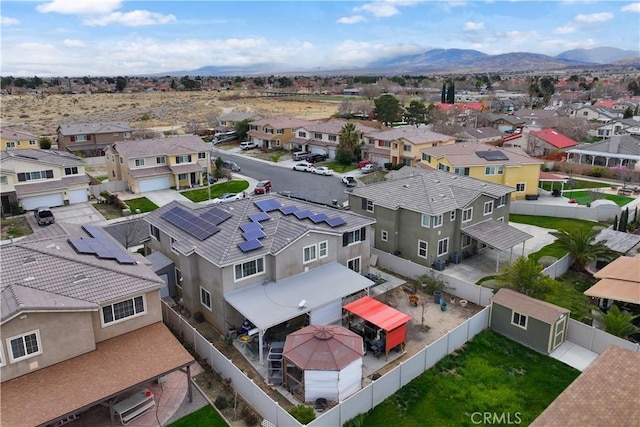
xmin=530 ymin=129 xmax=578 ymax=149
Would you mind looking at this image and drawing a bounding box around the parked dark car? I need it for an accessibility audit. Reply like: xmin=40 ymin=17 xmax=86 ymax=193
xmin=34 ymin=207 xmax=55 ymax=225
xmin=254 ymin=180 xmax=272 ymax=195
xmin=306 ymin=153 xmax=328 ymax=163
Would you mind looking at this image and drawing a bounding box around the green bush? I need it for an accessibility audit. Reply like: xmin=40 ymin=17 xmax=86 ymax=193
xmin=590 ymin=167 xmax=602 ymax=177
xmin=289 ymin=404 xmax=315 ymax=424
xmin=140 ymin=113 xmax=151 ymax=121
xmin=384 ymin=162 xmax=393 ymax=170
xmin=392 ymin=163 xmax=405 ymax=170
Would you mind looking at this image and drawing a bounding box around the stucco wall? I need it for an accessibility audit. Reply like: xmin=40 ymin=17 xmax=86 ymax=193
xmin=490 ymin=303 xmax=551 ymax=353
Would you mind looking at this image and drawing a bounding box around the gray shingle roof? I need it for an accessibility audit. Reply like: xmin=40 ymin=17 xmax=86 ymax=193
xmin=0 ymin=128 xmax=38 ymax=140
xmin=350 ymin=167 xmax=513 ymax=215
xmin=144 ymin=194 xmax=376 ymax=266
xmin=58 ymin=122 xmax=131 ymax=136
xmin=1 ymin=223 xmax=164 ymax=324
xmin=492 ymin=288 xmax=569 ymax=324
xmin=299 ymin=119 xmax=378 ymax=135
xmin=1 ymin=149 xmax=85 ymax=167
xmin=364 ymin=127 xmax=454 ymax=144
xmin=570 ymin=135 xmax=640 ymax=156
xmin=111 ymin=135 xmax=208 ymax=158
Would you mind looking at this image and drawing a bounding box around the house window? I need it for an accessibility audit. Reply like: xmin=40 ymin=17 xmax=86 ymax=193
xmin=497 ymin=195 xmax=507 ymax=207
xmin=368 ymin=138 xmax=374 ymax=145
xmin=437 ymin=238 xmax=449 ymax=256
xmin=454 ymin=167 xmax=470 ymax=176
xmin=200 ymin=287 xmax=212 ymax=311
xmin=381 ymin=230 xmax=388 ymax=242
xmin=379 ymin=140 xmax=390 ymax=147
xmin=314 ymin=132 xmax=322 ymax=139
xmin=365 ymin=199 xmax=374 ymax=212
xmin=17 ymin=170 xmax=54 ymax=182
xmin=438 ymin=163 xmax=450 ymax=172
xmin=119 ymin=158 xmax=123 ymax=164
xmin=422 ymin=153 xmax=431 ymax=162
xmin=484 ymin=201 xmax=493 ymax=215
xmin=170 ymin=237 xmax=177 ymax=253
xmin=265 ymin=128 xmax=274 ymax=134
xmin=421 ymin=214 xmax=430 ymax=228
xmin=462 ymin=208 xmax=473 ymax=223
xmin=175 ymin=268 xmax=182 ymax=288
xmin=7 ymin=330 xmax=41 ymax=363
xmin=178 ymin=173 xmax=187 ymax=180
xmin=64 ymin=166 xmax=79 ymax=175
xmin=450 ymin=211 xmax=456 ymax=221
xmin=303 ymin=244 xmax=317 ymax=264
xmin=512 ymin=312 xmax=527 ymax=329
xmin=347 ymin=256 xmax=361 ymax=273
xmin=6 ymin=141 xmax=16 ymax=148
xmin=234 ymin=258 xmax=265 ymax=281
xmin=418 ymin=240 xmax=428 ymax=258
xmin=329 ymin=135 xmax=337 ymax=142
xmin=298 ymin=131 xmax=307 ymax=138
xmin=403 ymin=144 xmax=411 ymax=152
xmin=392 ymin=143 xmax=398 ymax=149
xmin=176 ymin=155 xmax=192 ymax=163
xmin=485 ymin=166 xmax=503 ymax=175
xmin=102 ymin=296 xmax=145 ymax=326
xmin=319 ymin=241 xmax=328 ymax=258
xmin=150 ymin=224 xmax=160 ymax=240
xmin=342 ymin=227 xmax=366 ymax=246
xmin=515 ymin=183 xmax=526 ymax=192
xmin=433 ymin=214 xmax=443 ymax=228
xmin=75 ymin=135 xmax=87 ymax=142
xmin=0 ymin=176 xmax=7 ymax=184
xmin=28 ymin=140 xmax=37 ymax=146
xmin=156 ymin=156 xmax=166 ymax=164
xmin=277 ymin=129 xmax=284 ymax=134
xmin=462 ymin=234 xmax=472 ymax=248
xmin=124 ymin=132 xmax=131 ymax=138
xmin=198 ymin=152 xmax=206 ymax=159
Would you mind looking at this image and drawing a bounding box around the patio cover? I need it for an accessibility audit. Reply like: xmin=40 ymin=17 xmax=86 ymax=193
xmin=584 ymin=254 xmax=640 ymax=304
xmin=0 ymin=322 xmax=194 ymax=427
xmin=461 ymin=219 xmax=533 ymax=251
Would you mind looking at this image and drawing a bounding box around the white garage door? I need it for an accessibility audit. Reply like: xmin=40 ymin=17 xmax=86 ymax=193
xmin=68 ymin=188 xmax=88 ymax=204
xmin=22 ymin=193 xmax=64 ymax=211
xmin=310 ymin=146 xmax=325 ymax=155
xmin=139 ymin=176 xmax=170 ymax=193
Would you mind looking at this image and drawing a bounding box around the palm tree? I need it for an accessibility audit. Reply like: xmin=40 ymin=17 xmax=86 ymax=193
xmin=550 ymin=228 xmax=615 ymax=272
xmin=596 ymin=305 xmax=640 ymax=339
xmin=337 ymin=122 xmax=360 ymax=163
xmin=495 ymin=256 xmax=554 ymax=299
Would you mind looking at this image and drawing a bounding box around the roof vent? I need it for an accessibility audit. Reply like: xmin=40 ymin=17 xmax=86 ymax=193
xmin=23 ymin=256 xmax=37 ymax=265
xmin=402 ymin=184 xmax=410 ymax=188
xmin=73 ymin=273 xmax=87 ymax=282
xmin=24 ymin=276 xmax=35 ymax=282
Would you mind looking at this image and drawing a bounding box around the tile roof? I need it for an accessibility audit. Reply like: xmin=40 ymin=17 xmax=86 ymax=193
xmin=128 ymin=165 xmax=171 ymax=178
xmin=530 ymin=129 xmax=579 ymax=149
xmin=455 ymin=127 xmax=504 ymax=140
xmin=169 ymin=162 xmax=204 ymax=174
xmin=58 ymin=121 xmax=131 ymax=135
xmin=531 ymin=345 xmax=640 ymax=427
xmin=250 ymin=115 xmax=314 ymax=129
xmin=144 ymin=194 xmax=375 ymax=266
xmin=220 ymin=111 xmax=262 ymax=122
xmin=14 ymin=175 xmax=90 ymax=196
xmin=0 ymin=322 xmax=194 ymax=427
xmin=0 ymin=149 xmax=85 ymax=167
xmin=350 ymin=167 xmax=513 ymax=216
xmin=0 ymin=127 xmax=38 ymax=140
xmin=111 ymin=135 xmax=208 ymax=158
xmin=299 ymin=119 xmax=378 ymax=135
xmin=491 ymin=288 xmax=569 ymax=324
xmin=364 ymin=127 xmax=454 ymax=144
xmin=1 ymin=223 xmax=164 ymax=323
xmin=420 ymin=142 xmax=542 ymax=167
xmin=569 ymin=135 xmax=640 ymax=156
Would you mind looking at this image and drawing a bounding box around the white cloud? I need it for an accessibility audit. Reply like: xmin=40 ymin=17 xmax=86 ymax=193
xmin=82 ymin=10 xmax=176 ymax=27
xmin=463 ymin=21 xmax=484 ymax=31
xmin=337 ymin=15 xmax=366 ymax=24
xmin=541 ymin=38 xmax=597 ymax=51
xmin=573 ymin=12 xmax=613 ymax=23
xmin=354 ymin=3 xmax=400 ymax=18
xmin=554 ymin=25 xmax=576 ymax=34
xmin=1 ymin=16 xmax=19 ymax=25
xmin=63 ymin=39 xmax=86 ymax=47
xmin=36 ymin=0 xmax=122 ymax=15
xmin=621 ymin=3 xmax=640 ymax=13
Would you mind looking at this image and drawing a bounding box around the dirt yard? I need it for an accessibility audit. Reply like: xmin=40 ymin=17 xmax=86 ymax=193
xmin=1 ymin=92 xmax=340 ymax=137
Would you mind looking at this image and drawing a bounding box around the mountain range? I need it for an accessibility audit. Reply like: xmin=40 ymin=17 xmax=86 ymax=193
xmin=167 ymin=47 xmax=640 ymax=76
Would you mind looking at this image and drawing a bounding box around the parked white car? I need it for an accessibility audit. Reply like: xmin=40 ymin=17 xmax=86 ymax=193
xmin=293 ymin=162 xmax=315 ymax=172
xmin=361 ymin=164 xmax=376 ymax=174
xmin=312 ymin=166 xmax=334 ymax=176
xmin=240 ymin=141 xmax=259 ymax=150
xmin=211 ymin=193 xmax=241 ymax=204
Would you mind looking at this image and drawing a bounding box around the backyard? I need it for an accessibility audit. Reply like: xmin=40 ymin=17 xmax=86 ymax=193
xmin=545 ymin=271 xmax=596 ymax=321
xmin=168 ymin=405 xmax=228 ymax=427
xmin=348 ymin=330 xmax=580 ymax=427
xmin=181 ymin=180 xmax=250 ymax=203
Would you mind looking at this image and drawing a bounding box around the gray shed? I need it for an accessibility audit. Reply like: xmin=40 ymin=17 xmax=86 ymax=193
xmin=490 ymin=289 xmax=570 ymax=354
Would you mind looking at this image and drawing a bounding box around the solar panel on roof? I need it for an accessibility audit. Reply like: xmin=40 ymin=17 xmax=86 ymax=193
xmin=249 ymin=212 xmax=271 ymax=222
xmin=238 ymin=239 xmax=263 ymax=252
xmin=68 ymin=238 xmax=93 ymax=253
xmin=68 ymin=229 xmax=136 ymax=265
xmin=325 ymin=217 xmax=347 ymax=227
xmin=293 ymin=210 xmax=314 ymax=219
xmin=243 ymin=229 xmax=267 ymax=240
xmin=309 ymin=213 xmax=329 ymax=223
xmin=161 ymin=206 xmax=219 ymax=241
xmin=200 ymin=206 xmax=232 ymax=225
xmin=279 ymin=205 xmax=299 ymax=215
xmin=240 ymin=222 xmax=263 ymax=232
xmin=476 ymin=150 xmax=509 ymax=161
xmin=254 ymin=198 xmax=281 ymax=212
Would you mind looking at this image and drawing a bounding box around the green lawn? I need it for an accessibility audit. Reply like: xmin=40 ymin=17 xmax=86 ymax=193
xmin=180 ymin=180 xmax=250 ymax=203
xmin=323 ymin=161 xmax=359 ymax=173
xmin=546 ymin=271 xmax=596 ymax=321
xmin=539 ymin=179 xmax=610 ymax=191
xmin=125 ymin=197 xmax=159 ymax=213
xmin=168 ymin=405 xmax=228 ymax=427
xmin=351 ymin=330 xmax=579 ymax=427
xmin=562 ymin=190 xmax=634 ymax=207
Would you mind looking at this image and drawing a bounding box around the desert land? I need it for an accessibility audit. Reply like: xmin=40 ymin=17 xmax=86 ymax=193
xmin=1 ymin=91 xmax=341 ymax=137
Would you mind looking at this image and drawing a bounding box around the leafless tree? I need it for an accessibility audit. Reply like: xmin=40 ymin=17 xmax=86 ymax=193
xmin=205 ymin=112 xmax=221 ymax=128
xmin=359 ymin=85 xmax=382 ymax=101
xmin=185 ymin=119 xmax=199 ymax=135
xmin=354 ymin=101 xmax=373 ymax=118
xmin=120 ymin=215 xmax=143 ymax=250
xmin=338 ymin=99 xmax=354 ymax=117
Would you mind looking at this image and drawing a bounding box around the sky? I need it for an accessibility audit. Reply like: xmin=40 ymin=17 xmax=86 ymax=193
xmin=1 ymin=0 xmax=639 ymax=77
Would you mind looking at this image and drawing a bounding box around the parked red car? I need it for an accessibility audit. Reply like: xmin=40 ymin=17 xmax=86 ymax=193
xmin=358 ymin=159 xmax=373 ymax=168
xmin=254 ymin=180 xmax=272 ymax=195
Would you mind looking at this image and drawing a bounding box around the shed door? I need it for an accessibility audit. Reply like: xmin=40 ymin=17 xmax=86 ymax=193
xmin=551 ymin=316 xmax=567 ymax=351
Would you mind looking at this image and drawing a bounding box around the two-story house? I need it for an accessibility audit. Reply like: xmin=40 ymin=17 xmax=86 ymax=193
xmin=419 ymin=142 xmax=544 ymax=200
xmin=527 ymin=129 xmax=578 ymax=157
xmin=289 ymin=119 xmax=379 ymax=159
xmin=453 ymin=127 xmax=504 ymax=145
xmin=0 ymin=128 xmax=39 ymax=151
xmin=349 ymin=167 xmax=532 ymax=271
xmin=566 ymin=135 xmax=640 ymax=169
xmin=569 ymin=105 xmax=620 ymax=122
xmin=143 ymin=194 xmax=376 ymax=363
xmin=246 ymin=116 xmax=315 ymax=150
xmin=105 ymin=135 xmax=210 ymax=193
xmin=362 ymin=127 xmax=455 ymax=167
xmin=590 ymin=118 xmax=640 ymax=138
xmin=57 ymin=122 xmax=132 ymax=155
xmin=218 ymin=111 xmax=262 ymax=130
xmin=0 ymin=223 xmax=194 ymax=427
xmin=0 ymin=149 xmax=89 ymax=213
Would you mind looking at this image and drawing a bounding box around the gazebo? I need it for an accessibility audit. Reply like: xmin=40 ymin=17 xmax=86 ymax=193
xmin=283 ymin=325 xmax=364 ymax=403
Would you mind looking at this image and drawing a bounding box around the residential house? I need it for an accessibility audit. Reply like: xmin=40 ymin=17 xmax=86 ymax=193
xmin=246 ymin=116 xmax=315 ymax=150
xmin=453 ymin=127 xmax=504 ymax=145
xmin=143 ymin=194 xmax=376 ymax=363
xmin=487 ymin=114 xmax=527 ymax=133
xmin=0 ymin=223 xmax=194 ymax=427
xmin=527 ymin=129 xmax=578 ymax=157
xmin=532 ymin=345 xmax=640 ymax=427
xmin=362 ymin=127 xmax=455 ymax=167
xmin=566 ymin=135 xmax=640 ymax=169
xmin=348 ymin=167 xmax=532 ymax=270
xmin=289 ymin=119 xmax=379 ymax=159
xmin=490 ymin=288 xmax=569 ymax=354
xmin=0 ymin=128 xmax=39 ymax=151
xmin=0 ymin=149 xmax=89 ymax=213
xmin=218 ymin=111 xmax=262 ymax=130
xmin=569 ymin=105 xmax=620 ymax=122
xmin=105 ymin=135 xmax=210 ymax=193
xmin=590 ymin=118 xmax=640 ymax=138
xmin=57 ymin=122 xmax=132 ymax=155
xmin=419 ymin=142 xmax=544 ymax=200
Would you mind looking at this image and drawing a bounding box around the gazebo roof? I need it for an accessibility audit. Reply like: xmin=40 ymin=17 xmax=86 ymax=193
xmin=283 ymin=325 xmax=363 ymax=371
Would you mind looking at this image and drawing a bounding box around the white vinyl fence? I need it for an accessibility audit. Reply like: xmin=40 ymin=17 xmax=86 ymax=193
xmin=510 ymin=200 xmax=620 ymax=222
xmin=541 ymin=254 xmax=573 ymax=279
xmin=567 ymin=318 xmax=640 ymax=354
xmin=89 ymin=181 xmax=127 ymax=197
xmin=162 ymin=301 xmax=491 ymax=427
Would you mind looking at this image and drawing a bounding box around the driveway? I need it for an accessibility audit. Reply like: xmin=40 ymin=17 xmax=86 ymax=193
xmin=27 ymin=203 xmax=106 ymax=231
xmin=134 ymin=189 xmax=192 ymax=207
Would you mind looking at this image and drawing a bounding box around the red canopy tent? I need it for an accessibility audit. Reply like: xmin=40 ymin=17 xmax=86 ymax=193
xmin=343 ymin=296 xmax=412 ymax=360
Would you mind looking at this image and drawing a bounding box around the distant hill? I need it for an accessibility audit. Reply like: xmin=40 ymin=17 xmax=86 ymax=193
xmin=555 ymin=47 xmax=640 ymax=64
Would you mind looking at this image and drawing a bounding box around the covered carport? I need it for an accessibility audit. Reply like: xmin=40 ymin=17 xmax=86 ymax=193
xmin=461 ymin=219 xmax=533 ymax=272
xmin=584 ymin=253 xmax=640 ymax=306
